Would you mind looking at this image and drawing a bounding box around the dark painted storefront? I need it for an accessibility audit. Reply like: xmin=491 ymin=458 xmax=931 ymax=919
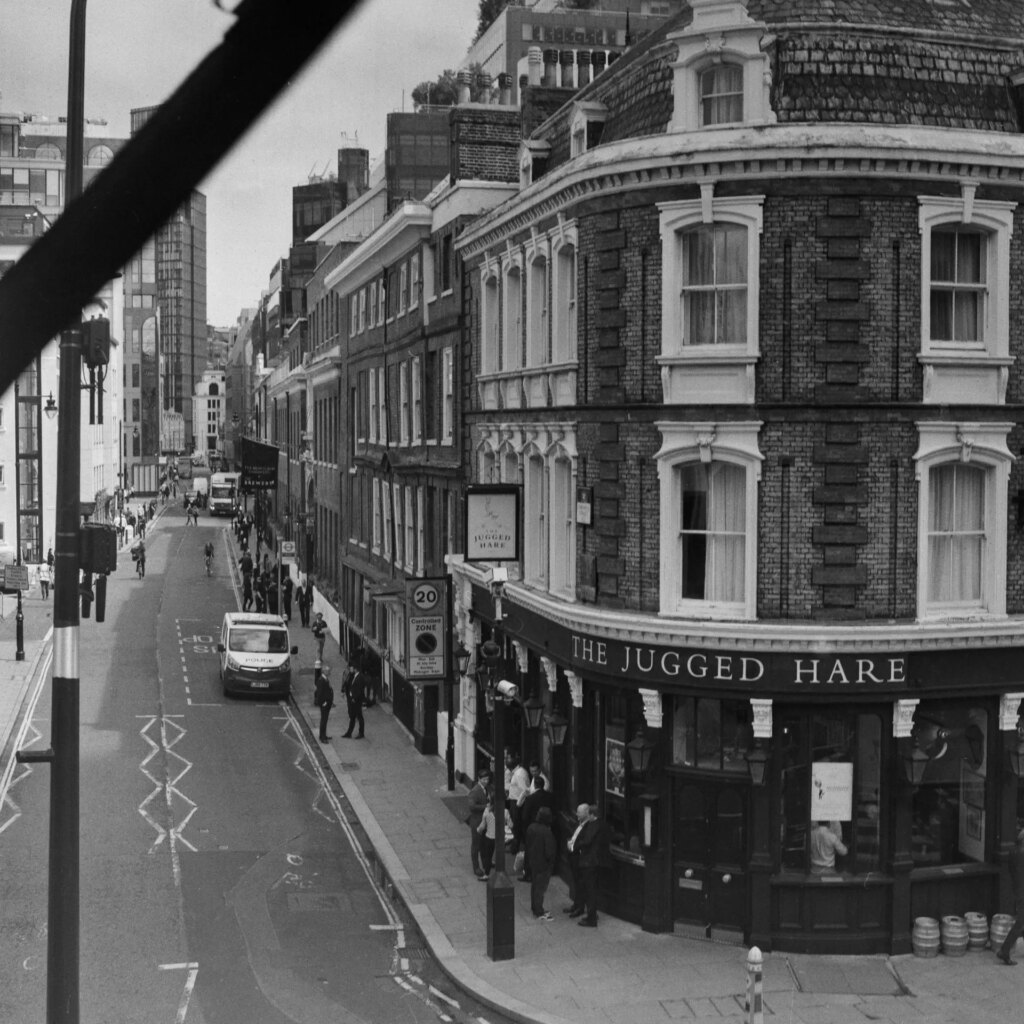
xmin=471 ymin=583 xmax=1024 ymax=954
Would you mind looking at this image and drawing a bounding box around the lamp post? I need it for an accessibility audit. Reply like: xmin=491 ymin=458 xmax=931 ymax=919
xmin=448 ymin=636 xmax=471 ymax=792
xmin=478 ymin=636 xmax=516 ymax=961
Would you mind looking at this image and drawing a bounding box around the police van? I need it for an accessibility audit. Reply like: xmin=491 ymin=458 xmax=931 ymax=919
xmin=217 ymin=612 xmax=297 ymax=698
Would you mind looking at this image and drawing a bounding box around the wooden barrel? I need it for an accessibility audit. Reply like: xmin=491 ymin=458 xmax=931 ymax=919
xmin=964 ymin=911 xmax=988 ymax=950
xmin=990 ymin=913 xmax=1015 ymax=951
xmin=941 ymin=915 xmax=969 ymax=956
xmin=912 ymin=917 xmax=940 ymax=958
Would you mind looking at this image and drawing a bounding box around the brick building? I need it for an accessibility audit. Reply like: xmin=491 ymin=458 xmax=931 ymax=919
xmin=450 ymin=0 xmax=1024 ymax=954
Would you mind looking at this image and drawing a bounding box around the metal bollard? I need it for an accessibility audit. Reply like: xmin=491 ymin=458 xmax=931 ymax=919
xmin=745 ymin=945 xmax=763 ymax=1024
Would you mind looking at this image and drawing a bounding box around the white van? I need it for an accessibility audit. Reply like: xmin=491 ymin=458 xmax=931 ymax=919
xmin=217 ymin=612 xmax=297 ymax=698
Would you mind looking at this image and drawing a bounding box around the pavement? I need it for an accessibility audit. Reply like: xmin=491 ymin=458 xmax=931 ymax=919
xmin=1 ymin=506 xmax=1022 ymax=1024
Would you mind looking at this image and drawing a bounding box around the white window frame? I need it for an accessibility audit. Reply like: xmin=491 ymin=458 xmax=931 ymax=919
xmin=377 ymin=367 xmax=387 ymax=443
xmin=393 ymin=482 xmax=404 ymax=567
xmin=441 ymin=346 xmax=454 ymax=445
xmin=368 ymin=281 xmax=377 ymax=328
xmin=372 ymin=477 xmax=382 ymax=554
xmin=399 ymin=262 xmax=408 ymax=315
xmin=416 ymin=486 xmax=425 ymax=575
xmin=552 ymin=225 xmax=578 ymax=364
xmin=479 ymin=445 xmax=497 ymax=484
xmin=399 ymin=360 xmax=410 ymax=446
xmin=369 ymin=369 xmax=379 ymax=444
xmin=349 ymin=295 xmax=358 ymax=337
xmin=699 ymin=63 xmax=744 ymax=126
xmin=655 ymin=421 xmax=763 ymax=620
xmin=358 ymin=288 xmax=367 ymax=332
xmin=518 ymin=140 xmax=551 ymax=189
xmin=501 ymin=446 xmax=520 ymax=485
xmin=914 ymin=421 xmax=1012 ymax=621
xmin=523 ymin=445 xmax=548 ymax=589
xmin=377 ymin=279 xmax=386 ymax=324
xmin=918 ymin=192 xmax=1015 ymax=404
xmin=658 ymin=193 xmax=763 ymax=404
xmin=382 ymin=480 xmax=393 ymax=561
xmin=502 ymin=255 xmax=523 ymax=372
xmin=549 ymin=448 xmax=576 ymax=600
xmin=405 ymin=486 xmax=415 ymax=573
xmin=411 ymin=355 xmax=422 ymax=444
xmin=410 ymin=252 xmax=421 ymax=310
xmin=481 ymin=265 xmax=500 ymax=374
xmin=526 ymin=243 xmax=549 ymax=367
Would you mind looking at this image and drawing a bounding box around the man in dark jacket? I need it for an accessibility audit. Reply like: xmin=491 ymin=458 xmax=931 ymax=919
xmin=466 ymin=768 xmax=492 ymax=879
xmin=281 ymin=574 xmax=293 ymax=621
xmin=998 ymin=829 xmax=1024 ymax=964
xmin=525 ymin=806 xmax=557 ymax=920
xmin=574 ymin=803 xmax=612 ymax=928
xmin=518 ymin=777 xmax=555 ymax=881
xmin=314 ymin=663 xmax=334 ymax=743
xmin=341 ymin=664 xmax=366 ymax=739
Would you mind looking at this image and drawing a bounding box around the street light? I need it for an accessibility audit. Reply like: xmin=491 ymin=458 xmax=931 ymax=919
xmin=477 ymin=637 xmax=515 ymax=961
xmin=44 ymin=392 xmax=58 ymax=419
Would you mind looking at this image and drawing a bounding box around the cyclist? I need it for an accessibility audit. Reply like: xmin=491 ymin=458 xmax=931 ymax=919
xmin=204 ymin=540 xmax=215 ymax=576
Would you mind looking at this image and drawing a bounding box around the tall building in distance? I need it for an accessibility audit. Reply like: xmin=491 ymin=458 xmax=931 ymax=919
xmin=127 ymin=106 xmax=207 ymax=489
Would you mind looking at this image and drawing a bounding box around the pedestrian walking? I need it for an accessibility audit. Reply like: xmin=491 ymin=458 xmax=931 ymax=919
xmin=281 ymin=574 xmax=293 ymax=621
xmin=296 ymin=576 xmax=310 ymax=627
xmin=525 ymin=806 xmax=557 ymax=920
xmin=314 ymin=663 xmax=334 ymax=743
xmin=466 ymin=768 xmax=492 ymax=880
xmin=46 ymin=547 xmax=55 ymax=571
xmin=39 ymin=563 xmax=51 ymax=599
xmin=997 ymin=828 xmax=1024 ymax=965
xmin=341 ymin=662 xmax=366 ymax=738
xmin=477 ymin=796 xmax=498 ymax=876
xmin=312 ymin=611 xmax=327 ymax=660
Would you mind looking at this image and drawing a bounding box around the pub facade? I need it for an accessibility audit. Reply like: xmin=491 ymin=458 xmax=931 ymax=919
xmin=448 ymin=0 xmax=1024 ymax=954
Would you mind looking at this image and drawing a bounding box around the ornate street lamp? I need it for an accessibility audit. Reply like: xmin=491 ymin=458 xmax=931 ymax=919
xmin=522 ymin=693 xmax=545 ymax=730
xmin=745 ymin=743 xmax=769 ymax=787
xmin=626 ymin=729 xmax=657 ymax=780
xmin=44 ymin=392 xmax=58 ymax=419
xmin=544 ymin=708 xmax=569 ymax=748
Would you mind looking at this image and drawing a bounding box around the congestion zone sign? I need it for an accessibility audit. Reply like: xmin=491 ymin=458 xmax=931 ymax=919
xmin=407 ymin=577 xmax=448 ymax=680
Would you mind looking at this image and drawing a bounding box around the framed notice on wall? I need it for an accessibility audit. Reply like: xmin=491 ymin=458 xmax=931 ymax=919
xmin=464 ymin=485 xmax=520 ymax=562
xmin=810 ymin=762 xmax=853 ymax=822
xmin=605 ymin=737 xmax=626 ymax=797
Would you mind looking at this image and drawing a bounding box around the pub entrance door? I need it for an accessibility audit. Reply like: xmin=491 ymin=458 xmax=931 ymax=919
xmin=672 ymin=779 xmax=749 ymax=940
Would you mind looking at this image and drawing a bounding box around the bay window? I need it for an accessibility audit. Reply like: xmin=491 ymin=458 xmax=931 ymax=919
xmin=700 ymin=64 xmax=744 ymax=126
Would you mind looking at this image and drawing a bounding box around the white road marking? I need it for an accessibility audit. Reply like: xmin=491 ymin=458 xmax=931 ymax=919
xmin=158 ymin=962 xmax=199 ymax=1024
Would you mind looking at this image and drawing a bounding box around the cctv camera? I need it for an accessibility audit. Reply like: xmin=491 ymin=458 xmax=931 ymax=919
xmin=495 ymin=679 xmax=519 ymax=700
xmin=486 ymin=566 xmax=508 ymax=587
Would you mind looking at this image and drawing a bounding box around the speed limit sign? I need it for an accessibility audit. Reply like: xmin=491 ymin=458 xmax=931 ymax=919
xmin=406 ymin=577 xmax=447 ymax=679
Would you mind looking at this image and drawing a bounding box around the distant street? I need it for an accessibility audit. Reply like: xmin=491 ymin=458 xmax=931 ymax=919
xmin=0 ymin=507 xmax=511 ymax=1024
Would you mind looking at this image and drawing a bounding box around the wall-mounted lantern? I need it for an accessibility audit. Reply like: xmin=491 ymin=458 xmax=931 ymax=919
xmin=545 ymin=709 xmax=569 ymax=748
xmin=626 ymin=729 xmax=656 ymax=780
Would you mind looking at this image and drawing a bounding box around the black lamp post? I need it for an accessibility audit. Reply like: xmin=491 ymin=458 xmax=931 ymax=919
xmin=478 ymin=637 xmax=515 ymax=961
xmin=446 ymin=637 xmax=471 ymax=792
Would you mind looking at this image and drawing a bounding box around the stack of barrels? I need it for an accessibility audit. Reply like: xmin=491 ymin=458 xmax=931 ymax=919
xmin=912 ymin=913 xmax=995 ymax=957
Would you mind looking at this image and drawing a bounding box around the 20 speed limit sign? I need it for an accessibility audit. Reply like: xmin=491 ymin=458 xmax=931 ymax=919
xmin=406 ymin=577 xmax=447 ymax=679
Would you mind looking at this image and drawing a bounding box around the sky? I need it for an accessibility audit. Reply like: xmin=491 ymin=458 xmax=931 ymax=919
xmin=1 ymin=0 xmax=481 ymax=326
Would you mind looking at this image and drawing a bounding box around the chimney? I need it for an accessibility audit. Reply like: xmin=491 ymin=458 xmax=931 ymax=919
xmin=478 ymin=71 xmax=493 ymax=104
xmin=577 ymin=50 xmax=592 ymax=88
xmin=592 ymin=51 xmax=608 ymax=77
xmin=498 ymin=73 xmax=513 ymax=106
xmin=543 ymin=49 xmax=559 ymax=87
xmin=527 ymin=46 xmax=543 ymax=87
xmin=560 ymin=50 xmax=575 ymax=89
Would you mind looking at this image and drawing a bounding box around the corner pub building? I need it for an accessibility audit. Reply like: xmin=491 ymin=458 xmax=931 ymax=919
xmin=447 ymin=0 xmax=1024 ymax=954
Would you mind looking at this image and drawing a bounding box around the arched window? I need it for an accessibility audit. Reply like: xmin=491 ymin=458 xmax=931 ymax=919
xmin=35 ymin=143 xmax=62 ymax=161
xmin=523 ymin=446 xmax=548 ymax=587
xmin=208 ymin=383 xmax=219 ymax=397
xmin=526 ymin=250 xmax=549 ymax=367
xmin=481 ymin=269 xmax=500 ymax=374
xmin=87 ymin=144 xmax=114 ymax=166
xmin=503 ymin=261 xmax=523 ymax=372
xmin=552 ymin=238 xmax=577 ymax=364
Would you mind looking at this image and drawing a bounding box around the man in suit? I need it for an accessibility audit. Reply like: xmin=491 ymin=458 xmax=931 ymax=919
xmin=314 ymin=663 xmax=334 ymax=743
xmin=574 ymin=803 xmax=612 ymax=928
xmin=998 ymin=829 xmax=1024 ymax=965
xmin=466 ymin=768 xmax=492 ymax=879
xmin=341 ymin=662 xmax=366 ymax=739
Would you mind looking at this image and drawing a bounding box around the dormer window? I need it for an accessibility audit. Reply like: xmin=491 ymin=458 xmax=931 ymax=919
xmin=669 ymin=0 xmax=775 ymax=132
xmin=519 ymin=140 xmax=551 ymax=188
xmin=569 ymin=101 xmax=608 ymax=158
xmin=700 ymin=64 xmax=743 ymax=126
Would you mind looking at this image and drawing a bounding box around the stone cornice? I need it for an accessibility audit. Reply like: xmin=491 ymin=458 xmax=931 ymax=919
xmin=451 ymin=560 xmax=1024 ymax=655
xmin=456 ymin=124 xmax=1024 ymax=258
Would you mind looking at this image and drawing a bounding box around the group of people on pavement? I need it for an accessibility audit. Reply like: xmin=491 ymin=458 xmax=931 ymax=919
xmin=314 ymin=656 xmax=368 ymax=743
xmin=237 ymin=547 xmax=303 ymax=618
xmin=465 ymin=753 xmax=611 ymax=927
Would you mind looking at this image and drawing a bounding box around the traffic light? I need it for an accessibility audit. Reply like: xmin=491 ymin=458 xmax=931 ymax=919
xmin=82 ymin=318 xmax=111 ymax=368
xmin=80 ymin=523 xmax=118 ymax=574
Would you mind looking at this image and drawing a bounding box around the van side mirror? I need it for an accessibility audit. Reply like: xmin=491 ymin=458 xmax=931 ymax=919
xmin=291 ymin=645 xmax=298 ymax=655
xmin=217 ymin=643 xmax=225 ymax=653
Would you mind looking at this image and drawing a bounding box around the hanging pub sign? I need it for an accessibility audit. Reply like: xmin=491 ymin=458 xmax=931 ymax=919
xmin=464 ymin=485 xmax=520 ymax=562
xmin=240 ymin=437 xmax=279 ymax=491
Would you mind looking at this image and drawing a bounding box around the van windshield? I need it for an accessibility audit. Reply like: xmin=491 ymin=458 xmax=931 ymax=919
xmin=211 ymin=485 xmax=235 ymax=499
xmin=229 ymin=628 xmax=289 ymax=654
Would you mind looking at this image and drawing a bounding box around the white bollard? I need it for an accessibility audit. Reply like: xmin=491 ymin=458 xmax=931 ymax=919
xmin=745 ymin=945 xmax=763 ymax=1024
